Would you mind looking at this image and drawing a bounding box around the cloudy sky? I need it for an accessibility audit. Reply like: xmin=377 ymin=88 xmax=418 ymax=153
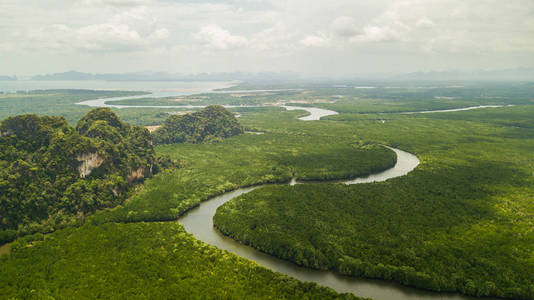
xmin=1 ymin=0 xmax=534 ymax=76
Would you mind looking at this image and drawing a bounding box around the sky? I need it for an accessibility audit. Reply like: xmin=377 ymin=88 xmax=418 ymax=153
xmin=1 ymin=0 xmax=534 ymax=76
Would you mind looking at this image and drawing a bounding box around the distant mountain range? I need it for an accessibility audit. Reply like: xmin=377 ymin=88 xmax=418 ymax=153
xmin=2 ymin=68 xmax=532 ymax=82
xmin=30 ymin=71 xmax=300 ymax=82
xmin=391 ymin=68 xmax=534 ymax=81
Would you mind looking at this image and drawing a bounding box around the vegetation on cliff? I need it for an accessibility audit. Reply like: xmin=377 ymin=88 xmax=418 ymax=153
xmin=0 ymin=108 xmax=157 ymax=242
xmin=152 ymin=105 xmax=243 ymax=144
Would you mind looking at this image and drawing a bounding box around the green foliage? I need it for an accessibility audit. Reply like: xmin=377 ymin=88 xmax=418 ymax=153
xmin=109 ymin=89 xmax=302 ymax=106
xmin=0 ymin=229 xmax=17 ymax=244
xmin=233 ymin=81 xmax=534 ymax=114
xmin=1 ymin=83 xmax=533 ymax=299
xmin=214 ymin=104 xmax=534 ymax=300
xmin=152 ymin=105 xmax=243 ymax=144
xmin=89 ymin=133 xmax=395 ymax=225
xmin=0 ymin=222 xmax=360 ymax=299
xmin=0 ymin=108 xmax=156 ymax=238
xmin=76 ymin=107 xmax=127 ymax=136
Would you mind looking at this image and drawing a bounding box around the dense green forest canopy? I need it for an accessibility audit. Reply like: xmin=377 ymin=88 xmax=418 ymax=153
xmin=152 ymin=105 xmax=243 ymax=144
xmin=214 ymin=105 xmax=534 ymax=300
xmin=0 ymin=222 xmax=359 ymax=300
xmin=89 ymin=133 xmax=395 ymax=225
xmin=0 ymin=112 xmax=388 ymax=299
xmin=0 ymin=108 xmax=157 ymax=242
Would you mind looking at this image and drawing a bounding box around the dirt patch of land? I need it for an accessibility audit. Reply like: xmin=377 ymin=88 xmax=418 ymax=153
xmin=288 ymin=99 xmax=335 ymax=104
xmin=167 ymin=111 xmax=193 ymax=115
xmin=230 ymin=92 xmax=274 ymax=98
xmin=145 ymin=126 xmax=161 ymax=132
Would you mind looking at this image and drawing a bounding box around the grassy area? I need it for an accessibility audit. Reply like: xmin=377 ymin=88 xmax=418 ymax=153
xmin=227 ymin=81 xmax=534 ymax=114
xmin=214 ymin=105 xmax=534 ymax=300
xmin=109 ymin=90 xmax=302 ymax=106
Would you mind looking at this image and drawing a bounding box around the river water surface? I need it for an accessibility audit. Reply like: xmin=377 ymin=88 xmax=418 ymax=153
xmin=401 ymin=105 xmax=513 ymax=114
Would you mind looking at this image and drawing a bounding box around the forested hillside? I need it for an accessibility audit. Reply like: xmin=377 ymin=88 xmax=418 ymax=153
xmin=153 ymin=105 xmax=243 ymax=144
xmin=0 ymin=108 xmax=157 ymax=243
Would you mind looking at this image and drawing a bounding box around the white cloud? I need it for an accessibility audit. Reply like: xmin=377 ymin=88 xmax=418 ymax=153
xmin=1 ymin=0 xmax=534 ymax=75
xmin=26 ymin=23 xmax=146 ymax=52
xmin=151 ymin=28 xmax=169 ymax=40
xmin=25 ymin=19 xmax=171 ymax=53
xmin=300 ymin=33 xmax=330 ymax=48
xmin=327 ymin=7 xmax=410 ymax=44
xmin=331 ymin=16 xmax=360 ymax=37
xmin=416 ymin=17 xmax=434 ymax=28
xmin=4 ymin=4 xmax=170 ymax=53
xmin=250 ymin=23 xmax=298 ymax=52
xmin=78 ymin=24 xmax=144 ymax=50
xmin=83 ymin=0 xmax=152 ymax=7
xmin=109 ymin=7 xmax=158 ymax=36
xmin=351 ymin=25 xmax=402 ymax=43
xmin=194 ymin=24 xmax=248 ymax=50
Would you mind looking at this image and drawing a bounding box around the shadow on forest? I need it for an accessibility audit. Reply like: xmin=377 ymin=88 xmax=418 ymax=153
xmin=341 ymin=158 xmax=528 ymax=237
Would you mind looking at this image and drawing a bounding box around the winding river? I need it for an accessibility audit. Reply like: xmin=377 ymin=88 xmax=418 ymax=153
xmin=179 ymin=149 xmax=490 ymax=300
xmin=180 ymin=148 xmax=424 ymax=300
xmin=76 ymin=90 xmax=511 ymax=121
xmin=401 ymin=105 xmax=513 ymax=114
xmin=0 ymin=86 xmax=512 ymax=298
xmin=74 ymin=89 xmax=504 ymax=299
xmin=76 ymin=93 xmax=339 ymax=121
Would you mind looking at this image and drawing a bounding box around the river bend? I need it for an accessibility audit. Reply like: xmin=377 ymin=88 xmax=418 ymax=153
xmin=76 ymin=91 xmax=338 ymax=121
xmin=179 ymin=148 xmax=491 ymax=300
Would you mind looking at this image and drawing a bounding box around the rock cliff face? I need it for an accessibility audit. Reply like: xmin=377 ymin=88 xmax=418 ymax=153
xmin=0 ymin=109 xmax=159 ymax=233
xmin=77 ymin=153 xmax=104 ymax=178
xmin=128 ymin=167 xmax=147 ymax=182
